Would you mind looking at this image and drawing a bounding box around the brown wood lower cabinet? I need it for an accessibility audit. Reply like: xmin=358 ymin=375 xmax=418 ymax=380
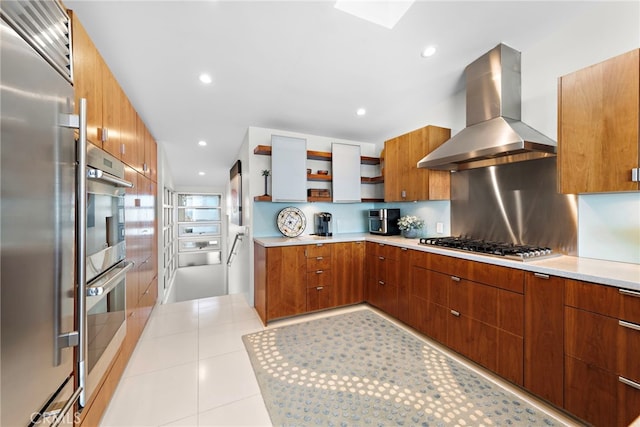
xmin=564 ymin=280 xmax=640 ymax=426
xmin=254 ymin=241 xmax=365 ymax=324
xmin=254 ymin=240 xmax=640 ymax=426
xmin=524 ymin=272 xmax=564 ymax=407
xmin=408 ymin=251 xmax=524 ymax=386
xmin=333 ymin=241 xmax=365 ymax=306
xmin=365 ymin=242 xmax=399 ymax=317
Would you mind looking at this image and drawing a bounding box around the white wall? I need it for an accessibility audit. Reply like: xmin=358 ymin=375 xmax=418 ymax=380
xmin=411 ymin=2 xmax=640 ymax=264
xmin=226 ymin=130 xmax=252 ymax=305
xmin=224 ymin=2 xmax=640 ymax=309
xmin=522 ymin=1 xmax=639 ymax=264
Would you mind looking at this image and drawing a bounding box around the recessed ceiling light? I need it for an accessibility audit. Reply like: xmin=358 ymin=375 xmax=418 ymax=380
xmin=198 ymin=171 xmax=206 ymax=176
xmin=421 ymin=46 xmax=437 ymax=58
xmin=356 ymin=108 xmax=366 ymax=116
xmin=199 ymin=73 xmax=212 ymax=84
xmin=198 ymin=140 xmax=207 ymax=147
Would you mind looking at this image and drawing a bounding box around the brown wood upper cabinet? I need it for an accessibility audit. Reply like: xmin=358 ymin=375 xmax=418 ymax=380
xmin=558 ymin=48 xmax=640 ymax=193
xmin=383 ymin=125 xmax=451 ymax=202
xmin=69 ymin=11 xmax=102 ymax=145
xmin=70 ymin=10 xmax=157 ymax=180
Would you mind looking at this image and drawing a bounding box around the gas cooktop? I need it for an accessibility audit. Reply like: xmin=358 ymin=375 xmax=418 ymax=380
xmin=419 ymin=236 xmax=559 ymax=262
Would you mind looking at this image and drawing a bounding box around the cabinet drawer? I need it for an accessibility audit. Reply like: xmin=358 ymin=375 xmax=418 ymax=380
xmin=307 ymin=269 xmax=332 ymax=288
xmin=565 ymin=356 xmax=618 ymax=427
xmin=566 ymin=280 xmax=640 ymax=324
xmin=411 ymin=268 xmax=448 ymax=307
xmin=370 ymin=242 xmax=399 ymax=259
xmin=410 ymin=250 xmax=429 ymax=269
xmin=565 ymin=307 xmax=617 ymax=372
xmin=429 ymin=253 xmax=523 ymax=293
xmin=307 ymin=256 xmax=331 ymax=272
xmin=306 ymin=243 xmax=332 ymax=258
xmin=307 ymin=285 xmax=334 ymax=311
xmin=449 ymin=277 xmax=498 ymax=326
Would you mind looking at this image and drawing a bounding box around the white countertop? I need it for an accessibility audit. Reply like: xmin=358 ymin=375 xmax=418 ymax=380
xmin=254 ymin=233 xmax=640 ymax=291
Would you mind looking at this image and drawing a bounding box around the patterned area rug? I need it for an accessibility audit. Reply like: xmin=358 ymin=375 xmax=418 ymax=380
xmin=242 ymin=309 xmax=565 ymax=426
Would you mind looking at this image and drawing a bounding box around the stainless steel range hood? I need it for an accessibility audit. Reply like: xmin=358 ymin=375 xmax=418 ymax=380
xmin=418 ymin=44 xmax=556 ymax=171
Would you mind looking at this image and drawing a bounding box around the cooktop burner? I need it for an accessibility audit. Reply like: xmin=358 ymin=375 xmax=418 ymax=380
xmin=419 ymin=236 xmax=559 ymax=261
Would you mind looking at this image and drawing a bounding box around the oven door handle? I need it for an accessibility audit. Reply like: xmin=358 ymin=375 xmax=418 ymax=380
xmin=87 ymin=168 xmax=134 ymax=188
xmin=86 ymin=261 xmax=134 ymax=297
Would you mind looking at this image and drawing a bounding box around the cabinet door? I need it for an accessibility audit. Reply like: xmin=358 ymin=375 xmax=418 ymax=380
xmin=134 ymin=114 xmax=147 ymax=174
xmin=565 ymin=356 xmax=619 ymax=426
xmin=558 ymin=49 xmax=639 ymax=193
xmin=266 ymin=245 xmax=307 ymax=320
xmin=524 ymin=273 xmax=564 ymax=406
xmin=102 ymin=68 xmax=122 ymax=158
xmin=70 ymin=11 xmax=102 ymax=146
xmin=271 ymin=135 xmax=307 ymax=202
xmin=383 ymin=135 xmax=403 ymax=202
xmin=406 ymin=126 xmax=451 ymax=201
xmin=332 ymin=143 xmax=361 ymax=202
xmin=307 ymin=286 xmax=334 ymax=311
xmin=333 ymin=242 xmax=364 ymax=306
xmin=120 ymin=96 xmax=139 ymax=169
xmin=144 ymin=127 xmax=158 ymax=182
xmin=383 ymin=126 xmax=451 ymax=202
xmin=396 ymin=247 xmax=411 ymax=324
xmin=409 ymin=266 xmax=448 ymax=343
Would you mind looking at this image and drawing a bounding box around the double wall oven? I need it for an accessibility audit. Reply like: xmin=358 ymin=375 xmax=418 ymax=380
xmin=78 ymin=145 xmax=133 ymax=407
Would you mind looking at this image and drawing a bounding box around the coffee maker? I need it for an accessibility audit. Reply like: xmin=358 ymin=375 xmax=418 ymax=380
xmin=315 ymin=212 xmax=332 ymax=236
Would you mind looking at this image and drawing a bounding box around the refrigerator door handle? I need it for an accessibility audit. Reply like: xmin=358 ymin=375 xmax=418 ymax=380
xmin=75 ymin=98 xmax=88 ymax=408
xmin=53 ymin=108 xmax=82 ymax=367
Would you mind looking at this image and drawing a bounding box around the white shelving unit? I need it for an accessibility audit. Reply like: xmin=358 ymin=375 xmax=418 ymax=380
xmin=163 ymin=187 xmax=178 ymax=291
xmin=176 ymin=193 xmax=222 ymax=267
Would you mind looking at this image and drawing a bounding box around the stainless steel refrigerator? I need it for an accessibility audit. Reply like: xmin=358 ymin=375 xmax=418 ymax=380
xmin=1 ymin=1 xmax=82 ymax=426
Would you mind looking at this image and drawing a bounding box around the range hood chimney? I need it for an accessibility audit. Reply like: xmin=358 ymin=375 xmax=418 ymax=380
xmin=418 ymin=43 xmax=556 ymax=171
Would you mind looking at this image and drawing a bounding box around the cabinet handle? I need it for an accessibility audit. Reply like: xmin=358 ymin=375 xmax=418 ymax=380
xmin=534 ymin=273 xmax=550 ymax=280
xmin=316 ymin=286 xmax=323 ymax=291
xmin=619 ymin=289 xmax=640 ymax=298
xmin=378 ymin=256 xmax=384 ymax=260
xmin=619 ymin=376 xmax=640 ymax=391
xmin=378 ymin=243 xmax=385 ymax=247
xmin=632 ymin=168 xmax=639 ymax=182
xmin=378 ymin=281 xmax=385 ymax=286
xmin=316 ymin=256 xmax=323 ymax=260
xmin=450 ymin=310 xmax=460 ymax=317
xmin=619 ymin=320 xmax=640 ymax=332
xmin=316 ymin=270 xmax=323 ymax=274
xmin=120 ymin=143 xmax=126 ymax=155
xmin=401 ymin=247 xmax=408 ymax=251
xmin=450 ymin=276 xmax=461 ymax=282
xmin=100 ymin=127 xmax=108 ymax=142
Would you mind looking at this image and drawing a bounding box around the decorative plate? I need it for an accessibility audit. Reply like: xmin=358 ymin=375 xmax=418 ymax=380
xmin=276 ymin=207 xmax=306 ymax=237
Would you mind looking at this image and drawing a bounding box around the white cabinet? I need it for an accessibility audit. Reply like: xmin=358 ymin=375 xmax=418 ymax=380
xmin=332 ymin=143 xmax=361 ymax=203
xmin=271 ymin=135 xmax=308 ymax=202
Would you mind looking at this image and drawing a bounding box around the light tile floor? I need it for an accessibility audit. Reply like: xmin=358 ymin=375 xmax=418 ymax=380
xmin=101 ymin=294 xmax=582 ymax=427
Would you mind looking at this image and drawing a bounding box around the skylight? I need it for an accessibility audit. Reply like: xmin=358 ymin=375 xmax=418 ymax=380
xmin=334 ymin=0 xmax=415 ymax=29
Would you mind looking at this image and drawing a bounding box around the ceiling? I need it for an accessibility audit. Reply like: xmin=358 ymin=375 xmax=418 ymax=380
xmin=64 ymin=1 xmax=597 ymax=188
